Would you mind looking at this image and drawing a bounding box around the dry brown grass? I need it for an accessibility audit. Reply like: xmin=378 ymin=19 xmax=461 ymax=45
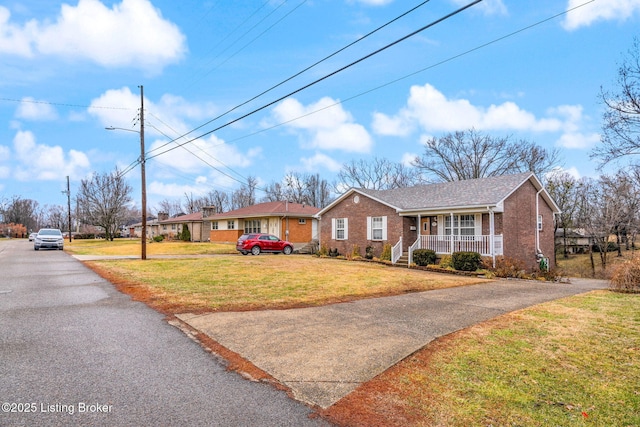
xmin=610 ymin=252 xmax=640 ymax=292
xmin=86 ymin=255 xmax=488 ymax=314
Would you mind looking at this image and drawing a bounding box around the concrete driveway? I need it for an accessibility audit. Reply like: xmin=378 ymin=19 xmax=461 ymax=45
xmin=177 ymin=278 xmax=608 ymax=409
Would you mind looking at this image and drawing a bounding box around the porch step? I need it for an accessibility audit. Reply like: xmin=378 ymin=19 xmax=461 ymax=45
xmin=294 ymin=240 xmax=319 ymax=255
xmin=395 ymin=254 xmax=410 ymax=266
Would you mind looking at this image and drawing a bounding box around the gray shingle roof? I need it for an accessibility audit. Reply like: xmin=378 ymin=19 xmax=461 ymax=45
xmin=357 ymin=172 xmax=535 ymax=211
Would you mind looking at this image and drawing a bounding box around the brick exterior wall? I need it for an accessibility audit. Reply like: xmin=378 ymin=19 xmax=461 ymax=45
xmin=502 ymin=180 xmax=556 ymax=270
xmin=281 ymin=218 xmax=314 ymax=243
xmin=210 ymin=229 xmax=243 ymax=243
xmin=319 ymin=192 xmax=417 ymax=258
xmin=320 ymin=179 xmax=556 ymax=271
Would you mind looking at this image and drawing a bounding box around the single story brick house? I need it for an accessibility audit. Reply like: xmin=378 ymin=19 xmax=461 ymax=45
xmin=158 ymin=212 xmax=208 ymax=242
xmin=316 ymin=172 xmax=560 ymax=271
xmin=203 ymin=201 xmax=320 ymax=246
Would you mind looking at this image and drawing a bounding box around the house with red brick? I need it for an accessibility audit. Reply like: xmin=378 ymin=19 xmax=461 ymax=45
xmin=203 ymin=201 xmax=320 ymax=247
xmin=316 ymin=172 xmax=560 ymax=271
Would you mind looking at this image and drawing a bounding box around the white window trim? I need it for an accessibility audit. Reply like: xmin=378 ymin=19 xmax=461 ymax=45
xmin=332 ymin=218 xmax=348 ymax=240
xmin=367 ymin=216 xmax=387 ymax=241
xmin=438 ymin=214 xmax=481 ymax=239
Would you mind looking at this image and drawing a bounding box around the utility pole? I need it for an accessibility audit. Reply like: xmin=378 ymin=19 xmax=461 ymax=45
xmin=140 ymin=85 xmax=147 ymax=260
xmin=66 ymin=176 xmax=72 ymax=243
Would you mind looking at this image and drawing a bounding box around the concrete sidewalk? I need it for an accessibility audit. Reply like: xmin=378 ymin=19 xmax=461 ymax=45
xmin=177 ymin=278 xmax=608 ymax=409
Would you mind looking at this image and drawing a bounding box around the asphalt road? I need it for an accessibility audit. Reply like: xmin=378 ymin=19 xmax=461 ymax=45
xmin=0 ymin=240 xmax=330 ymax=427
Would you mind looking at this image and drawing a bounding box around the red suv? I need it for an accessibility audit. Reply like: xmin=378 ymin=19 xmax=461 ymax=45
xmin=236 ymin=233 xmax=294 ymax=255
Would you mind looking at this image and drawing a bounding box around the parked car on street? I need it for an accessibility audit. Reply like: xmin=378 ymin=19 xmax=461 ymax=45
xmin=236 ymin=233 xmax=294 ymax=255
xmin=34 ymin=228 xmax=64 ymax=251
xmin=28 ymin=232 xmax=37 ymax=241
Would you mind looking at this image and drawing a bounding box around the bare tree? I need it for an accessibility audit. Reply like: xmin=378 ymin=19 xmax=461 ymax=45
xmin=262 ymin=172 xmax=332 ymax=208
xmin=77 ymin=169 xmax=133 ymax=240
xmin=156 ymin=199 xmax=183 ymax=217
xmin=600 ymin=171 xmax=640 ymax=254
xmin=575 ymin=177 xmax=628 ymax=275
xmin=413 ymin=129 xmax=560 ymax=182
xmin=594 ymin=37 xmax=640 ymax=165
xmin=1 ymin=196 xmax=40 ymax=233
xmin=546 ymin=171 xmax=580 ymax=259
xmin=306 ymin=173 xmax=332 ymax=208
xmin=43 ymin=204 xmax=68 ymax=231
xmin=336 ymin=157 xmax=420 ymax=190
xmin=231 ymin=176 xmax=258 ymax=210
xmin=204 ymin=189 xmax=231 ymax=213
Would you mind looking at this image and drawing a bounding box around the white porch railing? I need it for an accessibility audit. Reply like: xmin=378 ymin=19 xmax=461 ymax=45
xmin=409 ymin=235 xmax=503 ymax=264
xmin=391 ymin=236 xmax=403 ymax=264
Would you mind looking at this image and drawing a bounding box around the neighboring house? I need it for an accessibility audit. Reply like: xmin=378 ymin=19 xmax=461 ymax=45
xmin=158 ymin=212 xmax=208 ymax=242
xmin=316 ymin=172 xmax=560 ymax=271
xmin=130 ymin=215 xmax=160 ymax=240
xmin=555 ymin=228 xmax=591 ymax=254
xmin=203 ymin=201 xmax=320 ymax=246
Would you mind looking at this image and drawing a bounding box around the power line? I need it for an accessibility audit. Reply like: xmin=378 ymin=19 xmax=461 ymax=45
xmin=149 ymin=0 xmax=434 ymax=158
xmin=147 ymin=0 xmax=468 ymax=161
xmin=219 ymin=0 xmax=599 ymax=146
xmin=0 ymin=97 xmax=133 ymax=110
xmin=144 ymin=112 xmax=253 ymax=187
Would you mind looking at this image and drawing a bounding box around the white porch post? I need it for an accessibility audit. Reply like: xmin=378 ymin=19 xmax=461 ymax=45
xmin=489 ymin=208 xmax=496 ymax=268
xmin=449 ymin=212 xmax=454 ymax=254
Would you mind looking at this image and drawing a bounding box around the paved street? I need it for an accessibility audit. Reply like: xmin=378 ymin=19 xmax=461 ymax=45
xmin=0 ymin=240 xmax=329 ymax=427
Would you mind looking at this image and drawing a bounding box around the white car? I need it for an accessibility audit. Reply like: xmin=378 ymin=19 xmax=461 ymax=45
xmin=34 ymin=228 xmax=64 ymax=250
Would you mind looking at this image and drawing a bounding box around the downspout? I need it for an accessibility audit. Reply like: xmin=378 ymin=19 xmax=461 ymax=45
xmin=536 ymin=189 xmax=544 ymax=269
xmin=536 ymin=189 xmax=543 ymax=253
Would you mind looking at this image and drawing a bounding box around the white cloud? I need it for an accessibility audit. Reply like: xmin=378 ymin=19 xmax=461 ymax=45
xmin=401 ymin=152 xmax=417 ymax=167
xmin=147 ymin=181 xmax=204 ymax=199
xmin=89 ymin=87 xmax=218 ymax=137
xmin=0 ymin=6 xmax=33 ymax=56
xmin=15 ymin=97 xmax=58 ymax=121
xmin=12 ymin=130 xmax=90 ymax=181
xmin=148 ymin=133 xmax=259 ymax=174
xmin=271 ymin=97 xmax=373 ymax=153
xmin=0 ymin=0 xmax=186 ymax=72
xmin=374 ymin=84 xmax=601 ymax=152
xmin=563 ymin=0 xmax=640 ymax=30
xmin=372 ymin=84 xmax=567 ymax=135
xmin=556 ymin=132 xmax=600 ymax=149
xmin=299 ymin=152 xmax=343 ymax=172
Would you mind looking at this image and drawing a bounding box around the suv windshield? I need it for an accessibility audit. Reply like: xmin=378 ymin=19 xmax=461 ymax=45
xmin=38 ymin=229 xmax=62 ymax=236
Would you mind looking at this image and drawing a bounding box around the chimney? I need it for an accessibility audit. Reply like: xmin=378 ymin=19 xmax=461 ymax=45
xmin=158 ymin=212 xmax=169 ymax=221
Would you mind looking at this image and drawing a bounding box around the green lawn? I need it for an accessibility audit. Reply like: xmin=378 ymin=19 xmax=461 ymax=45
xmin=85 ymin=255 xmax=487 ymax=312
xmin=66 ymin=239 xmax=639 ymax=426
xmin=325 ymin=290 xmax=640 ymax=426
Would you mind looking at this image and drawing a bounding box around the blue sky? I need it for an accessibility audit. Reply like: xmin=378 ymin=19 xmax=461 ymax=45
xmin=1 ymin=0 xmax=639 ymax=212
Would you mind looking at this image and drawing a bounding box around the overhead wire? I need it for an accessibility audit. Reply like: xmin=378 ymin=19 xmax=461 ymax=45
xmin=148 ymin=0 xmax=435 ymax=158
xmin=189 ymin=0 xmax=292 ymax=88
xmin=144 ymin=112 xmax=255 ymax=187
xmin=146 ymin=0 xmax=483 ymax=163
xmin=221 ymin=0 xmax=599 ymax=146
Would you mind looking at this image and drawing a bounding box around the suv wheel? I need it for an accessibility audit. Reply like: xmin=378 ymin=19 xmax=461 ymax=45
xmin=251 ymin=245 xmax=261 ymax=255
xmin=283 ymin=245 xmax=293 ymax=255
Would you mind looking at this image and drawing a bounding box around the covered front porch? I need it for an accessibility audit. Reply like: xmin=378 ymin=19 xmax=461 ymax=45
xmin=391 ymin=210 xmax=504 ymax=266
